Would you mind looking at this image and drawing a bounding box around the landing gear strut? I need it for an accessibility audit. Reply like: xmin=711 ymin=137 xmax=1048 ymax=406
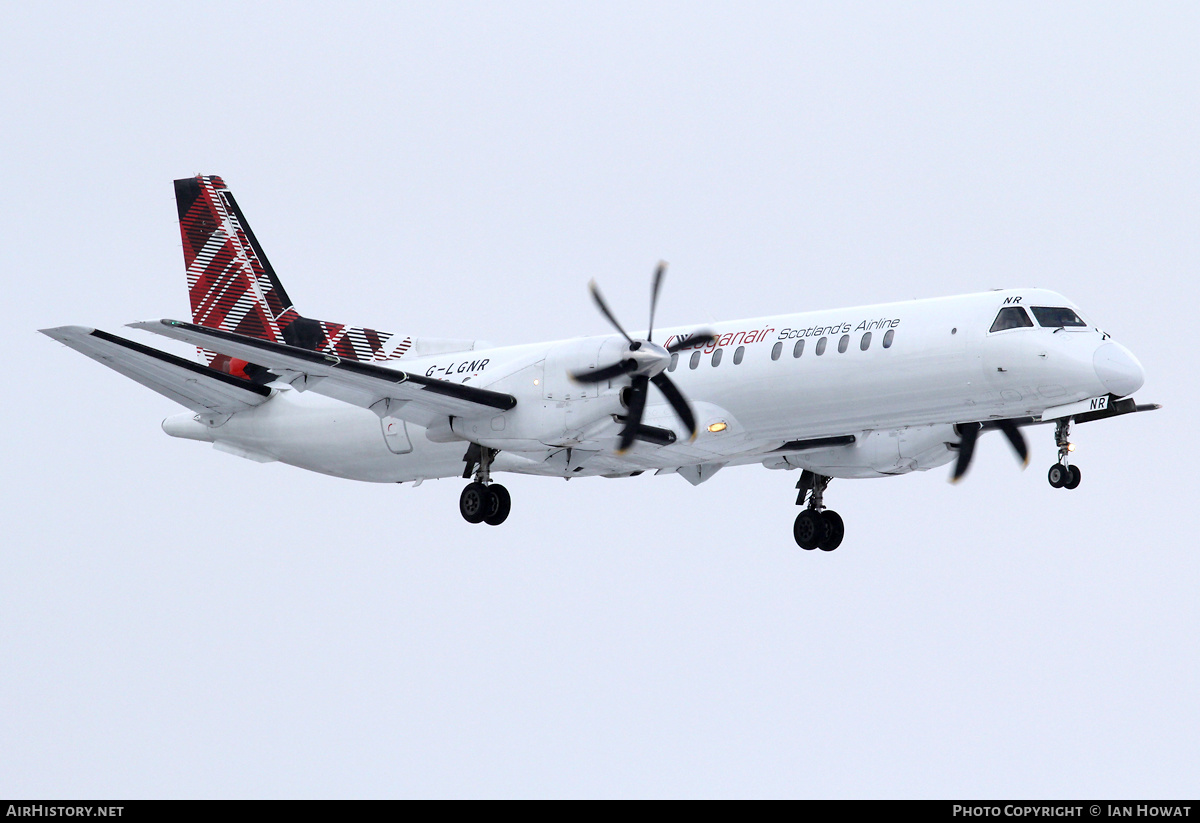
xmin=1047 ymin=419 xmax=1082 ymax=490
xmin=793 ymin=471 xmax=844 ymax=551
xmin=459 ymin=444 xmax=512 ymax=525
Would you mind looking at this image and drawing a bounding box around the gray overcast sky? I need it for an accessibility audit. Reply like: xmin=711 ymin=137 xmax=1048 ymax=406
xmin=2 ymin=1 xmax=1197 ymax=798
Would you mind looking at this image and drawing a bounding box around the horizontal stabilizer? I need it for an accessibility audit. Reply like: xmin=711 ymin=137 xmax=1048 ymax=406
xmin=130 ymin=319 xmax=516 ymax=427
xmin=40 ymin=326 xmax=271 ymax=417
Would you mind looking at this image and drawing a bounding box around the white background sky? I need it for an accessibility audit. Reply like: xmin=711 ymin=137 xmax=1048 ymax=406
xmin=2 ymin=2 xmax=1197 ymax=798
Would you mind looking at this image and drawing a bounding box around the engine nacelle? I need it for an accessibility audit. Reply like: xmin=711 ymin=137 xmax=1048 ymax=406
xmin=769 ymin=424 xmax=959 ymax=479
xmin=448 ymin=336 xmax=629 ymax=450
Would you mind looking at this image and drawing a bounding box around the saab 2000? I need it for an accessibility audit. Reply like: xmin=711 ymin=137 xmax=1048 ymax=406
xmin=41 ymin=175 xmax=1158 ymax=550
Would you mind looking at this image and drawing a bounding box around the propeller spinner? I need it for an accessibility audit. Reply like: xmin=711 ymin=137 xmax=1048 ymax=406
xmin=572 ymin=263 xmax=715 ymax=453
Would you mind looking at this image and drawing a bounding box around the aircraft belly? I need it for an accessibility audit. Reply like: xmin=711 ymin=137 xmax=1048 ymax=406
xmin=202 ymin=389 xmax=465 ymax=483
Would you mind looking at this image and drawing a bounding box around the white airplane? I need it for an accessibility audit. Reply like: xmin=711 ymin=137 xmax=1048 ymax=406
xmin=42 ymin=175 xmax=1157 ymax=550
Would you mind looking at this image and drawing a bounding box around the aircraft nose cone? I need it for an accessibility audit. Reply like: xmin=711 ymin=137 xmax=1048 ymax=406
xmin=1093 ymin=341 xmax=1144 ymax=397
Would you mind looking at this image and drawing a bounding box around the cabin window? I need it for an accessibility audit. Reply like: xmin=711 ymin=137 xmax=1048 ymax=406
xmin=883 ymin=329 xmax=895 ymax=348
xmin=793 ymin=339 xmax=804 ymax=358
xmin=1030 ymin=306 xmax=1087 ymax=328
xmin=989 ymin=306 xmax=1034 ymax=332
xmin=860 ymin=332 xmax=872 ymax=351
xmin=771 ymin=342 xmax=782 ymax=360
xmin=733 ymin=345 xmax=745 ymax=365
xmin=838 ymin=334 xmax=849 ymax=353
xmin=815 ymin=336 xmax=827 ymax=356
xmin=711 ymin=348 xmax=723 ymax=367
xmin=668 ymin=352 xmax=678 ymax=372
xmin=690 ymin=351 xmax=701 ymax=369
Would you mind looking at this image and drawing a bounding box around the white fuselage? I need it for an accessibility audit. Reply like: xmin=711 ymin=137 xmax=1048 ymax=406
xmin=164 ymin=288 xmax=1143 ymax=484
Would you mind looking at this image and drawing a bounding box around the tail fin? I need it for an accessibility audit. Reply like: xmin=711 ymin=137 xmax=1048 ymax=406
xmin=175 ymin=175 xmax=298 ymax=346
xmin=174 ymin=174 xmax=411 ymax=364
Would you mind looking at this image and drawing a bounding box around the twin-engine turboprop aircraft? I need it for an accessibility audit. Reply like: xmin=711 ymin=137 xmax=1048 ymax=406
xmin=42 ymin=175 xmax=1158 ymax=550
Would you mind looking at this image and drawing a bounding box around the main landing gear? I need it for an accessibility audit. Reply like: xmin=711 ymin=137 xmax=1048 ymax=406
xmin=1047 ymin=418 xmax=1082 ymax=490
xmin=459 ymin=444 xmax=511 ymax=526
xmin=793 ymin=471 xmax=844 ymax=551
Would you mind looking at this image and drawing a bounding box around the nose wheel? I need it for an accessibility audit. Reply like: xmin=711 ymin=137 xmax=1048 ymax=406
xmin=459 ymin=444 xmax=512 ymax=525
xmin=793 ymin=471 xmax=844 ymax=551
xmin=1048 ymin=463 xmax=1081 ymax=490
xmin=1048 ymin=418 xmax=1083 ymax=490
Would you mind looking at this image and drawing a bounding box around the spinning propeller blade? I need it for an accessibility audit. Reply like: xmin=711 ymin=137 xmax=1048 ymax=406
xmin=617 ymin=376 xmax=650 ymax=454
xmin=589 ymin=280 xmax=634 ymax=344
xmin=952 ymin=422 xmax=981 ymax=483
xmin=996 ymin=419 xmax=1030 ymax=466
xmin=651 ymin=373 xmax=696 ymax=439
xmin=579 ymin=263 xmax=708 ymax=451
xmin=666 ymin=332 xmax=716 ymax=354
xmin=952 ymin=419 xmax=1030 ymax=482
xmin=571 ymin=359 xmax=637 ymax=384
xmin=648 ymin=261 xmax=666 ymax=342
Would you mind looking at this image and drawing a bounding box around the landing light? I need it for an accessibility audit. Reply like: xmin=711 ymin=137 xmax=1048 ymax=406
xmin=533 ymin=379 xmax=540 ymax=386
xmin=708 ymin=421 xmax=728 ymax=433
xmin=1067 ymin=443 xmax=1075 ymax=452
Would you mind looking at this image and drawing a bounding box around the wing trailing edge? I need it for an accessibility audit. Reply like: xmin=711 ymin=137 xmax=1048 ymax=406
xmin=40 ymin=326 xmax=272 ymax=418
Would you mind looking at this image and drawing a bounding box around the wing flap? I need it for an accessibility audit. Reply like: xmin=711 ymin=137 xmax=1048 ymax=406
xmin=41 ymin=326 xmax=271 ymax=415
xmin=775 ymin=435 xmax=857 ymax=452
xmin=129 ymin=319 xmax=516 ymax=425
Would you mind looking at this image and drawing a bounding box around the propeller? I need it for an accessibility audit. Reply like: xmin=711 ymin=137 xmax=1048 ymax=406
xmin=572 ymin=263 xmax=715 ymax=453
xmin=951 ymin=419 xmax=1030 ymax=482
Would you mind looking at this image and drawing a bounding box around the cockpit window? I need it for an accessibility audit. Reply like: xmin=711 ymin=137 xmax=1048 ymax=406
xmin=1030 ymin=306 xmax=1087 ymax=328
xmin=989 ymin=307 xmax=1034 ymax=333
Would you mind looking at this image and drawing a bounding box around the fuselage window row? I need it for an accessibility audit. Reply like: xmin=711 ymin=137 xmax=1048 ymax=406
xmin=684 ymin=329 xmax=896 ymax=371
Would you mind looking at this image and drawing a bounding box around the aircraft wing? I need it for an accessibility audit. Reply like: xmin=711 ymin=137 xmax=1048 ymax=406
xmin=41 ymin=326 xmax=272 ymax=417
xmin=130 ymin=319 xmax=516 ymax=426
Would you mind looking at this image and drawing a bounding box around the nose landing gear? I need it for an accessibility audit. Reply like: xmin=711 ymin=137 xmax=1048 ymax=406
xmin=793 ymin=471 xmax=844 ymax=551
xmin=459 ymin=444 xmax=512 ymax=525
xmin=1047 ymin=418 xmax=1082 ymax=490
